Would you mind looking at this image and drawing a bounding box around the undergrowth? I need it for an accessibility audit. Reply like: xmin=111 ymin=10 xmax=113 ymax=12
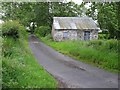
xmin=41 ymin=36 xmax=119 ymax=73
xmin=2 ymin=21 xmax=57 ymax=88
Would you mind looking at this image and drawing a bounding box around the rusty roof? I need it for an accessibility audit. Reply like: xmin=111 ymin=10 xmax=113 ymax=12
xmin=53 ymin=17 xmax=99 ymax=30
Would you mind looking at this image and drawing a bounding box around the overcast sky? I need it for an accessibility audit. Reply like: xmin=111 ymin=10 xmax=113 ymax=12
xmin=67 ymin=0 xmax=83 ymax=4
xmin=67 ymin=0 xmax=91 ymax=9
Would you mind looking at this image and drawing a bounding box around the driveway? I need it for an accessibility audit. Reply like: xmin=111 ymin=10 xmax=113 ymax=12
xmin=28 ymin=35 xmax=118 ymax=88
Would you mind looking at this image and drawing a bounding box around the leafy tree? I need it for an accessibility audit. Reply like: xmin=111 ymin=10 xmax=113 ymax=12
xmin=86 ymin=2 xmax=119 ymax=39
xmin=2 ymin=2 xmax=85 ymax=34
xmin=2 ymin=2 xmax=36 ymax=28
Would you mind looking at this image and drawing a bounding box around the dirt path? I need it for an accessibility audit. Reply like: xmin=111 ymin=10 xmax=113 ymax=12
xmin=28 ymin=34 xmax=118 ymax=88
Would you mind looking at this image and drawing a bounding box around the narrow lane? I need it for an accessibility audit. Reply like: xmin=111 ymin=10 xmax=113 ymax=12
xmin=28 ymin=35 xmax=118 ymax=88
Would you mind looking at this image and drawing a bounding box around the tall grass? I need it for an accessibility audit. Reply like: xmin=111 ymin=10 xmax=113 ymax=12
xmin=2 ymin=21 xmax=57 ymax=88
xmin=2 ymin=37 xmax=57 ymax=88
xmin=41 ymin=36 xmax=118 ymax=73
xmin=0 ymin=36 xmax=2 ymax=89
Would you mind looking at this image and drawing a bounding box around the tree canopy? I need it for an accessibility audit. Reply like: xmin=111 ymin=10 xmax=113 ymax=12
xmin=2 ymin=2 xmax=84 ymax=28
xmin=86 ymin=2 xmax=119 ymax=39
xmin=2 ymin=2 xmax=119 ymax=39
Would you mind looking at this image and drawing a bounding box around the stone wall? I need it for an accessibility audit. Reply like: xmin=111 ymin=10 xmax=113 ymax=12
xmin=77 ymin=30 xmax=84 ymax=40
xmin=53 ymin=31 xmax=63 ymax=41
xmin=53 ymin=30 xmax=78 ymax=41
xmin=52 ymin=29 xmax=98 ymax=41
xmin=67 ymin=30 xmax=77 ymax=40
xmin=90 ymin=30 xmax=98 ymax=40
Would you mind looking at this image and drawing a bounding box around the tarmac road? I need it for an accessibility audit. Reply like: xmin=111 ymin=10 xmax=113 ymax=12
xmin=28 ymin=34 xmax=118 ymax=88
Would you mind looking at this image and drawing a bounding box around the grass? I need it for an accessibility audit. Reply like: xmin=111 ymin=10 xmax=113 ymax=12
xmin=2 ymin=37 xmax=57 ymax=88
xmin=0 ymin=36 xmax=2 ymax=89
xmin=40 ymin=36 xmax=119 ymax=73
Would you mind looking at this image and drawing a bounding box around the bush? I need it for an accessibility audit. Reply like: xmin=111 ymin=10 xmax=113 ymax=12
xmin=44 ymin=34 xmax=53 ymax=41
xmin=105 ymin=39 xmax=118 ymax=51
xmin=85 ymin=39 xmax=118 ymax=52
xmin=2 ymin=21 xmax=28 ymax=58
xmin=98 ymin=33 xmax=109 ymax=39
xmin=87 ymin=40 xmax=103 ymax=47
xmin=2 ymin=20 xmax=26 ymax=40
xmin=35 ymin=26 xmax=50 ymax=37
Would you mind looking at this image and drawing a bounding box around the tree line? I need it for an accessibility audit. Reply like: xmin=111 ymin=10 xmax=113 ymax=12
xmin=1 ymin=2 xmax=120 ymax=39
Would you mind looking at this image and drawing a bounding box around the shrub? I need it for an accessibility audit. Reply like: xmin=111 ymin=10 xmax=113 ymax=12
xmin=88 ymin=40 xmax=103 ymax=46
xmin=98 ymin=33 xmax=109 ymax=39
xmin=85 ymin=39 xmax=118 ymax=52
xmin=104 ymin=39 xmax=118 ymax=51
xmin=44 ymin=34 xmax=53 ymax=41
xmin=2 ymin=20 xmax=26 ymax=40
xmin=35 ymin=26 xmax=50 ymax=37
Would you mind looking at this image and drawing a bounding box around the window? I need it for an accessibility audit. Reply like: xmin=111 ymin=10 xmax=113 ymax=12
xmin=63 ymin=32 xmax=68 ymax=39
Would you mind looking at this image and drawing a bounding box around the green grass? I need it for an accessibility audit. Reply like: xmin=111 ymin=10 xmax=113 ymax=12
xmin=2 ymin=37 xmax=57 ymax=88
xmin=40 ymin=36 xmax=119 ymax=73
xmin=0 ymin=36 xmax=2 ymax=89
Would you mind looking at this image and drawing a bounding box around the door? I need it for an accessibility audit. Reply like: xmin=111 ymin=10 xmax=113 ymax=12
xmin=84 ymin=31 xmax=90 ymax=40
xmin=63 ymin=32 xmax=68 ymax=39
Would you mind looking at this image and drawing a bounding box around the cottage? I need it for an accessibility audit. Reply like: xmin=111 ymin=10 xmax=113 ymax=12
xmin=52 ymin=17 xmax=99 ymax=41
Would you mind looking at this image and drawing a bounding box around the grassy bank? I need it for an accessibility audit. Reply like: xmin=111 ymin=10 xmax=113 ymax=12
xmin=40 ymin=36 xmax=118 ymax=73
xmin=2 ymin=37 xmax=57 ymax=88
xmin=2 ymin=21 xmax=57 ymax=88
xmin=0 ymin=36 xmax=2 ymax=89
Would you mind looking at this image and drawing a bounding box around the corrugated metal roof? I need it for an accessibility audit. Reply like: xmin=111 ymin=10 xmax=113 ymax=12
xmin=53 ymin=17 xmax=99 ymax=30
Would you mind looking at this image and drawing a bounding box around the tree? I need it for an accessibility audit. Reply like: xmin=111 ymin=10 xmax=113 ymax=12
xmin=2 ymin=2 xmax=85 ymax=34
xmin=2 ymin=2 xmax=36 ymax=28
xmin=86 ymin=2 xmax=119 ymax=39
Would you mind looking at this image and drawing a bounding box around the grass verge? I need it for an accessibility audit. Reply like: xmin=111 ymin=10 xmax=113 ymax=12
xmin=2 ymin=37 xmax=57 ymax=88
xmin=40 ymin=36 xmax=119 ymax=73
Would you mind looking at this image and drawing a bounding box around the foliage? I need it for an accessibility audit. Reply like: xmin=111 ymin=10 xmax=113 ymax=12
xmin=87 ymin=40 xmax=118 ymax=52
xmin=0 ymin=36 xmax=2 ymax=87
xmin=44 ymin=34 xmax=53 ymax=41
xmin=2 ymin=20 xmax=26 ymax=40
xmin=51 ymin=2 xmax=84 ymax=17
xmin=2 ymin=2 xmax=119 ymax=39
xmin=2 ymin=3 xmax=36 ymax=27
xmin=2 ymin=2 xmax=85 ymax=30
xmin=97 ymin=3 xmax=119 ymax=39
xmin=35 ymin=26 xmax=51 ymax=37
xmin=86 ymin=2 xmax=119 ymax=39
xmin=98 ymin=33 xmax=109 ymax=39
xmin=41 ymin=37 xmax=119 ymax=73
xmin=2 ymin=37 xmax=57 ymax=88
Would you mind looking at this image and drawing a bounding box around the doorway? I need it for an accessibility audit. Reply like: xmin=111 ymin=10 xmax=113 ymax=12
xmin=84 ymin=31 xmax=90 ymax=40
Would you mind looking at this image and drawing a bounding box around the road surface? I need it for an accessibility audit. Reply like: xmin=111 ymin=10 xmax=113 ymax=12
xmin=28 ymin=35 xmax=118 ymax=88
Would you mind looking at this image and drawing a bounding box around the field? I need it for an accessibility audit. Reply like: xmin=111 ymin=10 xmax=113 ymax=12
xmin=41 ymin=35 xmax=119 ymax=73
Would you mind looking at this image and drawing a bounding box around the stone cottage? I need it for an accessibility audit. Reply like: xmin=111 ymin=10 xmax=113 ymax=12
xmin=52 ymin=17 xmax=99 ymax=41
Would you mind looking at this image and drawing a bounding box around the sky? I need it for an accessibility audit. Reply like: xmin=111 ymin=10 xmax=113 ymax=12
xmin=67 ymin=0 xmax=83 ymax=4
xmin=66 ymin=0 xmax=92 ymax=9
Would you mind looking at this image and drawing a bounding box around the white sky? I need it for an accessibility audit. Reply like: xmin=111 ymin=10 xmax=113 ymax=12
xmin=66 ymin=0 xmax=83 ymax=4
xmin=66 ymin=0 xmax=91 ymax=9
